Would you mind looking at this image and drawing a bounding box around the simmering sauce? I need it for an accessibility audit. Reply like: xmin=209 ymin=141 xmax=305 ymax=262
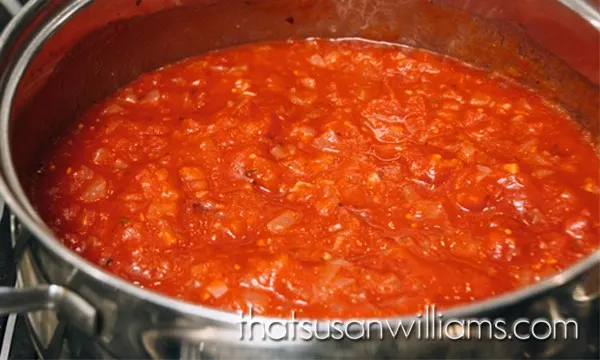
xmin=31 ymin=39 xmax=599 ymax=318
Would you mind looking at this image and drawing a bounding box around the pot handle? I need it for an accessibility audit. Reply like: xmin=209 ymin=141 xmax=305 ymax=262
xmin=3 ymin=213 xmax=99 ymax=337
xmin=0 ymin=285 xmax=98 ymax=337
xmin=572 ymin=262 xmax=600 ymax=303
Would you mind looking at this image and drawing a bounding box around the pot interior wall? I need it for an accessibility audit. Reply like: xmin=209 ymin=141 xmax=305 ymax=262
xmin=8 ymin=0 xmax=600 ymax=192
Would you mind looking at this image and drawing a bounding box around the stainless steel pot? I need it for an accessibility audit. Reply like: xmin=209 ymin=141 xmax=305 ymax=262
xmin=0 ymin=0 xmax=598 ymax=358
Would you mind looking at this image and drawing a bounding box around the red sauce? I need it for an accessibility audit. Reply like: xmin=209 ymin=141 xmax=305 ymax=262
xmin=30 ymin=39 xmax=599 ymax=318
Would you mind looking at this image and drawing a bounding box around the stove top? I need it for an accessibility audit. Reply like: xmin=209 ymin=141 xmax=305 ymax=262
xmin=0 ymin=211 xmax=37 ymax=360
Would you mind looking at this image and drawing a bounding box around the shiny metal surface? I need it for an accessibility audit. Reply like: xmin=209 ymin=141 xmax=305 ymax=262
xmin=0 ymin=0 xmax=598 ymax=358
xmin=559 ymin=0 xmax=600 ymax=30
xmin=0 ymin=285 xmax=97 ymax=336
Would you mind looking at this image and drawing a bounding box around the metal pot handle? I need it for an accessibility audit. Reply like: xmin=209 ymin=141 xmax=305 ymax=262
xmin=1 ymin=213 xmax=99 ymax=337
xmin=0 ymin=285 xmax=98 ymax=336
xmin=572 ymin=262 xmax=600 ymax=303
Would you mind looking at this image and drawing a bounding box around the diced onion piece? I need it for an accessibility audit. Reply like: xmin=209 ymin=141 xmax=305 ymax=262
xmin=122 ymin=92 xmax=138 ymax=104
xmin=114 ymin=159 xmax=128 ymax=170
xmin=309 ymin=54 xmax=326 ymax=67
xmin=414 ymin=200 xmax=445 ymax=220
xmin=475 ymin=164 xmax=491 ymax=182
xmin=328 ymin=223 xmax=342 ymax=232
xmin=376 ymin=273 xmax=402 ymax=295
xmin=300 ymin=77 xmax=316 ymax=89
xmin=158 ymin=228 xmax=177 ymax=246
xmin=441 ymin=101 xmax=461 ymax=111
xmin=291 ymin=125 xmax=316 ymax=139
xmin=458 ymin=141 xmax=476 ymax=162
xmin=325 ymin=51 xmax=340 ymax=65
xmin=516 ymin=270 xmax=535 ymax=286
xmin=291 ymin=126 xmax=317 ymax=139
xmin=313 ymin=130 xmax=340 ymax=153
xmin=442 ymin=89 xmax=465 ymax=103
xmin=419 ymin=62 xmax=440 ymax=74
xmin=314 ymin=192 xmax=341 ymax=216
xmin=320 ymin=262 xmax=342 ymax=283
xmin=289 ymin=181 xmax=314 ymax=193
xmin=366 ymin=172 xmax=381 ymax=184
xmin=528 ymin=208 xmax=545 ymax=226
xmin=532 ymin=169 xmax=554 ymax=179
xmin=583 ymin=177 xmax=599 ymax=193
xmin=287 ymin=181 xmax=315 ymax=202
xmin=206 ymin=280 xmax=229 ymax=299
xmin=193 ymin=198 xmax=223 ymax=212
xmin=267 ymin=210 xmax=302 ymax=233
xmin=290 ymin=92 xmax=317 ymax=106
xmin=147 ymin=200 xmax=177 ymax=219
xmin=529 ymin=154 xmax=553 ymax=167
xmin=518 ymin=98 xmax=533 ymax=111
xmin=270 ymin=145 xmax=287 ymax=160
xmin=142 ymin=90 xmax=160 ymax=104
xmin=564 ymin=215 xmax=590 ymax=240
xmin=103 ymin=104 xmax=124 ymax=115
xmin=475 ymin=164 xmax=491 ymax=173
xmin=233 ymin=79 xmax=251 ymax=93
xmin=92 ymin=148 xmax=109 ymax=165
xmin=179 ymin=166 xmax=206 ymax=182
xmin=330 ymin=259 xmax=353 ymax=267
xmin=332 ymin=277 xmax=355 ymax=289
xmin=332 ymin=235 xmax=345 ymax=250
xmin=179 ymin=167 xmax=208 ymax=198
xmin=80 ymin=177 xmax=107 ymax=202
xmin=486 ymin=230 xmax=519 ymax=262
xmin=469 ymin=93 xmax=491 ymax=107
xmin=402 ymin=185 xmax=420 ymax=201
xmin=518 ymin=139 xmax=537 ymax=154
xmin=171 ymin=76 xmax=187 ymax=85
xmin=240 ymin=289 xmax=270 ymax=311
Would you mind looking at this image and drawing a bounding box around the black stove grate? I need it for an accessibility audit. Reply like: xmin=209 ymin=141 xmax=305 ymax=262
xmin=0 ymin=210 xmax=37 ymax=360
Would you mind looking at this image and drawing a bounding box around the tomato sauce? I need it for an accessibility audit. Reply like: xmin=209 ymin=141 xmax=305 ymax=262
xmin=30 ymin=39 xmax=600 ymax=318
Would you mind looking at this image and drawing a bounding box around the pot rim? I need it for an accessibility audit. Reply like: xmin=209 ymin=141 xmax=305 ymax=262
xmin=0 ymin=0 xmax=599 ymax=327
